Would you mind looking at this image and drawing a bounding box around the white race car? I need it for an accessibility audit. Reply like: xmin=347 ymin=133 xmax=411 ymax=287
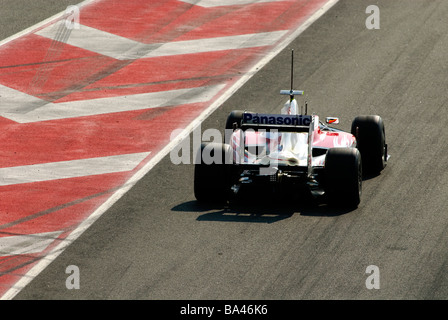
xmin=194 ymin=53 xmax=388 ymax=208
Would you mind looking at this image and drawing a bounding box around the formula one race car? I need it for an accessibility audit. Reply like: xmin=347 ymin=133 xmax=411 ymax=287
xmin=194 ymin=53 xmax=388 ymax=208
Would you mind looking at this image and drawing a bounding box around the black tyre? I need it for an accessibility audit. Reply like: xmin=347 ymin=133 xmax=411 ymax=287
xmin=351 ymin=115 xmax=387 ymax=175
xmin=325 ymin=147 xmax=362 ymax=208
xmin=225 ymin=110 xmax=255 ymax=130
xmin=225 ymin=110 xmax=245 ymax=130
xmin=194 ymin=142 xmax=234 ymax=203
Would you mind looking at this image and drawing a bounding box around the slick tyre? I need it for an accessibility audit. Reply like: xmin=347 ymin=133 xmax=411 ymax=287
xmin=225 ymin=110 xmax=255 ymax=130
xmin=351 ymin=115 xmax=387 ymax=175
xmin=325 ymin=147 xmax=362 ymax=208
xmin=225 ymin=110 xmax=245 ymax=130
xmin=194 ymin=142 xmax=233 ymax=203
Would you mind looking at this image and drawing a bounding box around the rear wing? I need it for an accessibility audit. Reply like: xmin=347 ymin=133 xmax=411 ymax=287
xmin=237 ymin=112 xmax=316 ymax=176
xmin=240 ymin=112 xmax=311 ymax=132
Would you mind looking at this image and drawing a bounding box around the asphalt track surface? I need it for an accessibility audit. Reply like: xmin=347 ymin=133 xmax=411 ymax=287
xmin=6 ymin=0 xmax=448 ymax=300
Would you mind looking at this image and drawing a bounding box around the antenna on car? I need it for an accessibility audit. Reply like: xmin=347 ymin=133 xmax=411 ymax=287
xmin=290 ymin=49 xmax=294 ymax=98
xmin=280 ymin=49 xmax=304 ymax=100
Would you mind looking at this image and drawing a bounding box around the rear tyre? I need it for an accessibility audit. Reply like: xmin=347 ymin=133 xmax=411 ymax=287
xmin=225 ymin=110 xmax=255 ymax=130
xmin=325 ymin=147 xmax=362 ymax=208
xmin=351 ymin=115 xmax=387 ymax=175
xmin=194 ymin=142 xmax=233 ymax=203
xmin=225 ymin=110 xmax=245 ymax=130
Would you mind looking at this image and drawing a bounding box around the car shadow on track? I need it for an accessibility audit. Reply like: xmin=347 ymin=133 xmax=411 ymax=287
xmin=172 ymin=200 xmax=294 ymax=223
xmin=172 ymin=190 xmax=355 ymax=223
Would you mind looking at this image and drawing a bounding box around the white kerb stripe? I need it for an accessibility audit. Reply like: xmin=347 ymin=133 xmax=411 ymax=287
xmin=179 ymin=0 xmax=284 ymax=7
xmin=35 ymin=22 xmax=287 ymax=60
xmin=0 ymin=152 xmax=150 ymax=186
xmin=0 ymin=231 xmax=63 ymax=257
xmin=142 ymin=30 xmax=288 ymax=58
xmin=35 ymin=23 xmax=144 ymax=60
xmin=0 ymin=84 xmax=225 ymax=123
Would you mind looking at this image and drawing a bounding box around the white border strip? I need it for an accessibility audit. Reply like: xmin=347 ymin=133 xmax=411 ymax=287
xmin=1 ymin=0 xmax=340 ymax=300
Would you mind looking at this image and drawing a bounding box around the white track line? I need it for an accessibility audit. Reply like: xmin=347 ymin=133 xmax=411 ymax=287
xmin=0 ymin=0 xmax=340 ymax=300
